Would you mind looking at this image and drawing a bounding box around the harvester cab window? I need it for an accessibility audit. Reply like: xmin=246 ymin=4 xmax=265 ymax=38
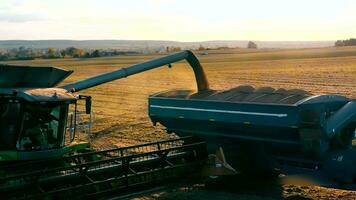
xmin=18 ymin=104 xmax=66 ymax=150
xmin=0 ymin=101 xmax=21 ymax=150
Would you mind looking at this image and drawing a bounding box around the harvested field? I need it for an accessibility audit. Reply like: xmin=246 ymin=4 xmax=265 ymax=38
xmin=2 ymin=46 xmax=356 ymax=199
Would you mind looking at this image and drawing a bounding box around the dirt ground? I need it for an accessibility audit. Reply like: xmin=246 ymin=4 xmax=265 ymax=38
xmin=3 ymin=47 xmax=356 ymax=199
xmin=125 ymin=176 xmax=356 ymax=200
xmin=130 ymin=178 xmax=356 ymax=200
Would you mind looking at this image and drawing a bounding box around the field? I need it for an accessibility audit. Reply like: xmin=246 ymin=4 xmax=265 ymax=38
xmin=2 ymin=46 xmax=356 ymax=199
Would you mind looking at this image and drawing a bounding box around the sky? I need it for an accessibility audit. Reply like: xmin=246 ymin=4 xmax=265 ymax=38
xmin=0 ymin=0 xmax=355 ymax=41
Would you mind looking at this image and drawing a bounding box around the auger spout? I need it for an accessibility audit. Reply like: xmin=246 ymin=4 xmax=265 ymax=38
xmin=62 ymin=50 xmax=209 ymax=92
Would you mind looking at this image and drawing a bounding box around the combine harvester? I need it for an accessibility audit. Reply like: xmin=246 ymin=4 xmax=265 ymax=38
xmin=0 ymin=50 xmax=355 ymax=199
xmin=0 ymin=51 xmax=208 ymax=199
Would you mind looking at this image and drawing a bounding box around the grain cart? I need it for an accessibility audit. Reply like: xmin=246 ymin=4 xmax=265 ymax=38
xmin=149 ymin=67 xmax=356 ymax=184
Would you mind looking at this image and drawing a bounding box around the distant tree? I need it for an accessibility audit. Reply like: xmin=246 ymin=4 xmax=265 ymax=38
xmin=84 ymin=52 xmax=91 ymax=58
xmin=73 ymin=49 xmax=84 ymax=58
xmin=166 ymin=46 xmax=182 ymax=52
xmin=64 ymin=47 xmax=85 ymax=58
xmin=247 ymin=41 xmax=257 ymax=49
xmin=45 ymin=48 xmax=61 ymax=58
xmin=335 ymin=40 xmax=344 ymax=47
xmin=47 ymin=48 xmax=55 ymax=55
xmin=335 ymin=38 xmax=356 ymax=47
xmin=91 ymin=50 xmax=100 ymax=57
xmin=344 ymin=38 xmax=356 ymax=46
xmin=18 ymin=46 xmax=26 ymax=52
xmin=60 ymin=49 xmax=67 ymax=57
xmin=65 ymin=47 xmax=78 ymax=57
xmin=0 ymin=52 xmax=9 ymax=61
xmin=14 ymin=47 xmax=35 ymax=60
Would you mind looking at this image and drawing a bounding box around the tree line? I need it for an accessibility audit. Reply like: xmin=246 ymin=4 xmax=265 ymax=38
xmin=335 ymin=38 xmax=356 ymax=47
xmin=0 ymin=47 xmax=138 ymax=61
xmin=0 ymin=42 xmax=261 ymax=61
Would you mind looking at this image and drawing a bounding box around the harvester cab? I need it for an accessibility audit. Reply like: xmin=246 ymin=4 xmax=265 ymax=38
xmin=0 ymin=64 xmax=92 ymax=161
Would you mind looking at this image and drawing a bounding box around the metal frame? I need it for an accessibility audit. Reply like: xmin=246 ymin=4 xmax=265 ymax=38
xmin=0 ymin=136 xmax=207 ymax=199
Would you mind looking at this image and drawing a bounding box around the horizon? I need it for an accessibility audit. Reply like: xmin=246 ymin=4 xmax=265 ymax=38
xmin=0 ymin=0 xmax=355 ymax=41
xmin=0 ymin=39 xmax=339 ymax=42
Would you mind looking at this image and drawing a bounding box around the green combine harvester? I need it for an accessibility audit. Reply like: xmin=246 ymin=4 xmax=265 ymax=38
xmin=0 ymin=50 xmax=355 ymax=199
xmin=0 ymin=51 xmax=208 ymax=199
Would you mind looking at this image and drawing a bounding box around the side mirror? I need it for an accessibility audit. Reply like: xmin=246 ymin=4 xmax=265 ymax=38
xmin=85 ymin=96 xmax=92 ymax=114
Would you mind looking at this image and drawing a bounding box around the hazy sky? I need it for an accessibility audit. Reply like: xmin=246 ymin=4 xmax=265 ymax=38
xmin=0 ymin=0 xmax=355 ymax=41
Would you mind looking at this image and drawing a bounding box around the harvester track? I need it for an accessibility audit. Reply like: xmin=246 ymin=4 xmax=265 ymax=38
xmin=0 ymin=136 xmax=207 ymax=200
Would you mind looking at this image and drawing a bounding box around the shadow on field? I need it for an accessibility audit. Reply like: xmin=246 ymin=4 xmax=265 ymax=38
xmin=204 ymin=175 xmax=287 ymax=200
xmin=156 ymin=175 xmax=313 ymax=200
